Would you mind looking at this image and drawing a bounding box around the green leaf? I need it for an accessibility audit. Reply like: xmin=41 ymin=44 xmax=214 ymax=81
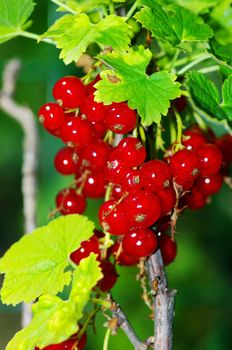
xmin=135 ymin=0 xmax=213 ymax=50
xmin=187 ymin=71 xmax=227 ymax=120
xmin=0 ymin=214 xmax=94 ymax=305
xmin=95 ymin=46 xmax=181 ymax=125
xmin=6 ymin=254 xmax=102 ymax=350
xmin=41 ymin=13 xmax=131 ymax=64
xmin=54 ymin=0 xmax=126 ymax=13
xmin=209 ymin=39 xmax=232 ymax=66
xmin=221 ymin=75 xmax=232 ymax=120
xmin=158 ymin=0 xmax=218 ymax=14
xmin=0 ymin=0 xmax=35 ymax=43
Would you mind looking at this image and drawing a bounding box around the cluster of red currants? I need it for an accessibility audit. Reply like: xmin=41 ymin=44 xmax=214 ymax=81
xmin=38 ymin=75 xmax=232 ymax=271
xmin=37 ymin=74 xmax=232 ymax=350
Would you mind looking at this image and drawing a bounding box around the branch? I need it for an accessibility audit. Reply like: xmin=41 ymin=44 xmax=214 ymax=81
xmin=146 ymin=250 xmax=177 ymax=350
xmin=109 ymin=301 xmax=148 ymax=350
xmin=0 ymin=59 xmax=38 ymax=327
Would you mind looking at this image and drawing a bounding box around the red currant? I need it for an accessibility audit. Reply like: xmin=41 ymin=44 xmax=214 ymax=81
xmin=196 ymin=143 xmax=222 ymax=176
xmin=171 ymin=96 xmax=187 ymax=112
xmin=140 ymin=160 xmax=171 ymax=192
xmin=82 ymin=94 xmax=107 ymax=122
xmin=60 ymin=117 xmax=94 ymax=148
xmin=99 ymin=200 xmax=130 ymax=235
xmin=38 ymin=103 xmax=65 ymax=130
xmin=123 ymin=190 xmax=161 ymax=228
xmin=111 ymin=184 xmax=124 ymax=200
xmin=196 ymin=173 xmax=223 ymax=196
xmin=122 ymin=169 xmax=142 ymax=192
xmin=182 ymin=129 xmax=206 ymax=150
xmin=122 ymin=228 xmax=158 ymax=258
xmin=86 ymin=75 xmax=101 ymax=96
xmin=105 ymin=153 xmax=129 ymax=185
xmin=98 ymin=261 xmax=118 ymax=292
xmin=38 ymin=332 xmax=87 ymax=350
xmin=56 ymin=189 xmax=86 ymax=215
xmin=159 ymin=234 xmax=177 ymax=266
xmin=156 ymin=187 xmax=176 ymax=216
xmin=53 ymin=76 xmax=86 ymax=109
xmin=184 ymin=187 xmax=207 ymax=210
xmin=170 ymin=149 xmax=200 ymax=184
xmin=117 ymin=137 xmax=146 ymax=167
xmin=90 ymin=120 xmax=107 ymax=138
xmin=82 ymin=172 xmax=106 ymax=198
xmin=106 ymin=102 xmax=137 ymax=134
xmin=70 ymin=235 xmax=100 ymax=265
xmin=80 ymin=140 xmax=111 ymax=171
xmin=54 ymin=147 xmax=80 ymax=175
xmin=111 ymin=242 xmax=140 ymax=266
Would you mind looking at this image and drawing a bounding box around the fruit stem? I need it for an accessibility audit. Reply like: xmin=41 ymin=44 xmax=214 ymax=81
xmin=103 ymin=327 xmax=111 ymax=350
xmin=177 ymin=53 xmax=212 ymax=75
xmin=168 ymin=49 xmax=180 ymax=72
xmin=173 ymin=108 xmax=184 ymax=151
xmin=50 ymin=0 xmax=77 ymax=14
xmin=126 ymin=1 xmax=138 ymax=19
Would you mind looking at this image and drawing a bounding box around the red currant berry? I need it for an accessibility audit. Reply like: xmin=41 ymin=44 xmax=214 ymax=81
xmin=196 ymin=173 xmax=223 ymax=196
xmin=53 ymin=76 xmax=86 ymax=109
xmin=111 ymin=242 xmax=140 ymax=266
xmin=82 ymin=94 xmax=107 ymax=122
xmin=171 ymin=96 xmax=187 ymax=113
xmin=99 ymin=200 xmax=130 ymax=235
xmin=47 ymin=127 xmax=62 ymax=138
xmin=81 ymin=140 xmax=111 ymax=171
xmin=122 ymin=169 xmax=142 ymax=192
xmin=123 ymin=190 xmax=161 ymax=228
xmin=105 ymin=154 xmax=129 ymax=185
xmin=90 ymin=120 xmax=107 ymax=138
xmin=117 ymin=137 xmax=146 ymax=167
xmin=82 ymin=172 xmax=106 ymax=198
xmin=106 ymin=102 xmax=137 ymax=134
xmin=111 ymin=184 xmax=124 ymax=200
xmin=159 ymin=234 xmax=177 ymax=266
xmin=140 ymin=160 xmax=171 ymax=192
xmin=98 ymin=261 xmax=118 ymax=292
xmin=215 ymin=134 xmax=232 ymax=167
xmin=170 ymin=149 xmax=200 ymax=183
xmin=38 ymin=103 xmax=65 ymax=130
xmin=38 ymin=332 xmax=87 ymax=350
xmin=184 ymin=187 xmax=207 ymax=210
xmin=54 ymin=147 xmax=80 ymax=175
xmin=70 ymin=235 xmax=100 ymax=265
xmin=196 ymin=143 xmax=222 ymax=176
xmin=60 ymin=117 xmax=94 ymax=148
xmin=182 ymin=129 xmax=206 ymax=150
xmin=156 ymin=187 xmax=176 ymax=216
xmin=122 ymin=228 xmax=158 ymax=258
xmin=56 ymin=189 xmax=86 ymax=215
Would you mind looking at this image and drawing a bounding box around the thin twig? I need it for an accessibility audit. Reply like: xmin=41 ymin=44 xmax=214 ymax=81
xmin=146 ymin=251 xmax=177 ymax=350
xmin=109 ymin=301 xmax=147 ymax=350
xmin=0 ymin=59 xmax=38 ymax=327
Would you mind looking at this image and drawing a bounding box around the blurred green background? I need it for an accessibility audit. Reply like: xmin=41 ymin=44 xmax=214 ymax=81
xmin=0 ymin=1 xmax=232 ymax=349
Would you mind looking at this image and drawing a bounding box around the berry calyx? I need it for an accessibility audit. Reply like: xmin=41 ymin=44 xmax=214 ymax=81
xmin=122 ymin=228 xmax=158 ymax=258
xmin=56 ymin=189 xmax=86 ymax=215
xmin=53 ymin=76 xmax=86 ymax=109
xmin=38 ymin=103 xmax=65 ymax=130
xmin=106 ymin=102 xmax=137 ymax=134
